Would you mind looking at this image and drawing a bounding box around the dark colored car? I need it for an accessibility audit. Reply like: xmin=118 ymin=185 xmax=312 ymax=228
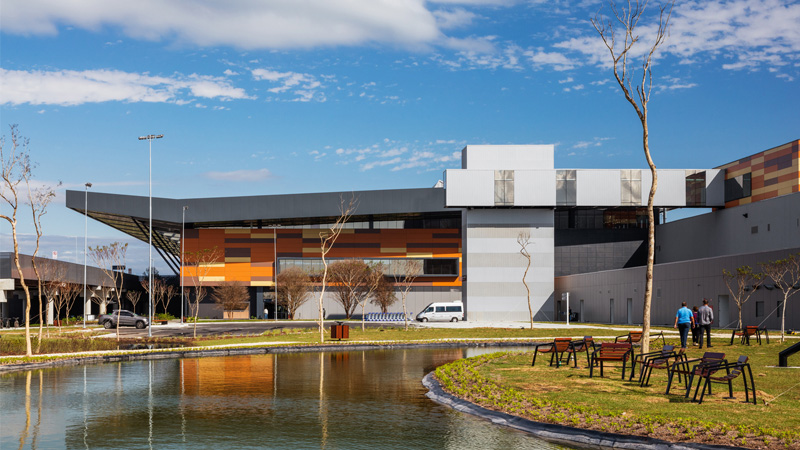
xmin=98 ymin=310 xmax=149 ymax=329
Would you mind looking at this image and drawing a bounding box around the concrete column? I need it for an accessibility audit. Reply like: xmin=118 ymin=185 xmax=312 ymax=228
xmin=47 ymin=298 xmax=55 ymax=325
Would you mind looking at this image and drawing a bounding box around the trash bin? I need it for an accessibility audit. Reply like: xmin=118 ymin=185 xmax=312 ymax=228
xmin=331 ymin=321 xmax=349 ymax=340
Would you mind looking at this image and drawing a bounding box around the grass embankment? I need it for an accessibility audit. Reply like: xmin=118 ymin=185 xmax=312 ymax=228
xmin=0 ymin=323 xmax=661 ymax=361
xmin=435 ymin=341 xmax=800 ymax=450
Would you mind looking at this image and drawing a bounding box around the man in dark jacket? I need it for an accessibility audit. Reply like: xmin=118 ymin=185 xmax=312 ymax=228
xmin=698 ymin=298 xmax=714 ymax=348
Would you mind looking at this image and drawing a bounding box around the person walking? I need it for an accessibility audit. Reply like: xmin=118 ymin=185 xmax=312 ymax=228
xmin=691 ymin=306 xmax=700 ymax=345
xmin=673 ymin=302 xmax=695 ymax=349
xmin=698 ymin=298 xmax=714 ymax=348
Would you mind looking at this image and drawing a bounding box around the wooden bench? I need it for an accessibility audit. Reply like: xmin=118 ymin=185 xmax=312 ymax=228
xmin=729 ymin=326 xmax=769 ymax=345
xmin=531 ymin=337 xmax=572 ymax=368
xmin=614 ymin=330 xmax=666 ymax=346
xmin=665 ymin=351 xmax=726 ymax=397
xmin=695 ymin=355 xmax=756 ymax=404
xmin=589 ymin=343 xmax=633 ymax=379
xmin=565 ymin=336 xmax=595 ymax=368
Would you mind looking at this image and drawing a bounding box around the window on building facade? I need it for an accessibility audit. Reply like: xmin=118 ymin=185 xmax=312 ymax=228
xmin=685 ymin=170 xmax=706 ymax=206
xmin=620 ymin=169 xmax=642 ymax=206
xmin=494 ymin=170 xmax=514 ymax=206
xmin=556 ymin=170 xmax=576 ymax=206
xmin=724 ymin=173 xmax=752 ymax=202
xmin=755 ymin=301 xmax=764 ymax=317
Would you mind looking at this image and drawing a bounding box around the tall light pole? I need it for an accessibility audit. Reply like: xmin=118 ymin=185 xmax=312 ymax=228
xmin=273 ymin=225 xmax=279 ymax=321
xmin=181 ymin=205 xmax=188 ymax=324
xmin=138 ymin=134 xmax=163 ymax=337
xmin=83 ymin=182 xmax=92 ymax=328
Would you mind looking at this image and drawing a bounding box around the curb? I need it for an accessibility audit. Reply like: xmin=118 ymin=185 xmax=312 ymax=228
xmin=422 ymin=372 xmax=746 ymax=450
xmin=0 ymin=340 xmax=536 ymax=374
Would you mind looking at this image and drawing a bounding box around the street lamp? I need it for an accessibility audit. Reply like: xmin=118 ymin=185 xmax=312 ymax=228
xmin=83 ymin=182 xmax=92 ymax=328
xmin=181 ymin=205 xmax=188 ymax=324
xmin=138 ymin=134 xmax=163 ymax=337
xmin=273 ymin=224 xmax=280 ymax=321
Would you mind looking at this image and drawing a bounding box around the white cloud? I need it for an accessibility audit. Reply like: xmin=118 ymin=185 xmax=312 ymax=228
xmin=525 ymin=48 xmax=578 ymax=71
xmin=252 ymin=69 xmax=328 ymax=102
xmin=433 ymin=8 xmax=479 ymax=30
xmin=0 ymin=68 xmax=252 ymax=106
xmin=204 ymin=168 xmax=273 ymax=182
xmin=555 ymin=0 xmax=800 ymax=76
xmin=558 ymin=77 xmax=574 ymax=84
xmin=0 ymin=0 xmax=440 ymax=49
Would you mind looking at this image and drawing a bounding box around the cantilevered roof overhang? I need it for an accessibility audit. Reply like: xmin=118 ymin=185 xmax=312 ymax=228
xmin=65 ymin=188 xmax=453 ymax=274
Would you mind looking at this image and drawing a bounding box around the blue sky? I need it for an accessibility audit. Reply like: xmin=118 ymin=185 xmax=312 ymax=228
xmin=1 ymin=0 xmax=799 ymax=274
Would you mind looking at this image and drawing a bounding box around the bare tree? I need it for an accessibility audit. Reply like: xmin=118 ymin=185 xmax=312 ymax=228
xmin=760 ymin=253 xmax=800 ymax=342
xmin=592 ymin=0 xmax=673 ymax=354
xmin=359 ymin=263 xmax=385 ymax=331
xmin=39 ymin=259 xmax=66 ymax=330
xmin=392 ymin=259 xmax=422 ymax=331
xmin=141 ymin=274 xmax=165 ymax=317
xmin=90 ymin=286 xmax=114 ymax=317
xmin=185 ymin=247 xmax=222 ymax=338
xmin=517 ymin=231 xmax=534 ymax=329
xmin=0 ymin=125 xmax=35 ymax=356
xmin=126 ymin=290 xmax=142 ymax=315
xmin=163 ymin=284 xmax=177 ymax=316
xmin=722 ymin=265 xmax=764 ymax=330
xmin=60 ymin=282 xmax=81 ymax=324
xmin=25 ymin=176 xmax=57 ymax=349
xmin=212 ymin=281 xmax=250 ymax=319
xmin=328 ymin=260 xmax=371 ymax=320
xmin=89 ymin=242 xmax=128 ymax=340
xmin=276 ymin=266 xmax=312 ymax=319
xmin=316 ymin=196 xmax=356 ymax=342
xmin=371 ymin=275 xmax=397 ymax=313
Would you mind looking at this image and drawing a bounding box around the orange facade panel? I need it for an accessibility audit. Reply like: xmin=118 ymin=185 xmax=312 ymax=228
xmin=181 ymin=227 xmax=463 ymax=287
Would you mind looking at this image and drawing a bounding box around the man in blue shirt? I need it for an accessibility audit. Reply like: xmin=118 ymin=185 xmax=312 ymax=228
xmin=673 ymin=302 xmax=695 ymax=349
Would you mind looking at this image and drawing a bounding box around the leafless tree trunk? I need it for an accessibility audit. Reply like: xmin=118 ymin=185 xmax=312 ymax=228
xmin=760 ymin=253 xmax=800 ymax=342
xmin=60 ymin=282 xmax=81 ymax=326
xmin=0 ymin=125 xmax=35 ymax=356
xmin=592 ymin=0 xmax=673 ymax=354
xmin=722 ymin=265 xmax=764 ymax=329
xmin=89 ymin=242 xmax=128 ymax=341
xmin=317 ymin=196 xmax=356 ymax=343
xmin=126 ymin=290 xmax=142 ymax=315
xmin=277 ymin=266 xmax=312 ymax=319
xmin=359 ymin=263 xmax=385 ymax=331
xmin=185 ymin=247 xmax=222 ymax=338
xmin=25 ymin=173 xmax=57 ymax=352
xmin=517 ymin=231 xmax=534 ymax=329
xmin=163 ymin=284 xmax=177 ymax=316
xmin=212 ymin=281 xmax=249 ymax=319
xmin=392 ymin=259 xmax=422 ymax=331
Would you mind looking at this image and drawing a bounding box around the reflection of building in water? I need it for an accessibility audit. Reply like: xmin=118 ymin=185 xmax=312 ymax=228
xmin=180 ymin=355 xmax=274 ymax=396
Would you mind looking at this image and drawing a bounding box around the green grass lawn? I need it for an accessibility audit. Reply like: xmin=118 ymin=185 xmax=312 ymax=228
xmin=435 ymin=338 xmax=800 ymax=449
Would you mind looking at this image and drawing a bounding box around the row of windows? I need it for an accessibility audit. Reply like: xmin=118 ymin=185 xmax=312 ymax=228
xmin=555 ymin=170 xmax=710 ymax=206
xmin=277 ymin=258 xmax=459 ymax=277
xmin=554 ymin=209 xmax=651 ymax=230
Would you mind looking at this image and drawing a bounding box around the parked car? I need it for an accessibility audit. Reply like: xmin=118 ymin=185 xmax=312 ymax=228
xmin=98 ymin=310 xmax=149 ymax=329
xmin=416 ymin=301 xmax=464 ymax=322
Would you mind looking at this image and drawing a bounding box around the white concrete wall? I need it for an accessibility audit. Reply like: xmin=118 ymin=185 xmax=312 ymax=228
xmin=515 ymin=170 xmax=556 ymax=206
xmin=642 ymin=169 xmax=687 ymax=207
xmin=576 ymin=170 xmax=621 ymax=206
xmin=464 ymin=209 xmax=554 ymax=321
xmin=462 ymin=145 xmax=554 ymax=170
xmin=445 ymin=169 xmax=494 ymax=207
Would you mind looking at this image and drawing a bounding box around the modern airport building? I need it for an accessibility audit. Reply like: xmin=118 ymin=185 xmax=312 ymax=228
xmin=53 ymin=140 xmax=798 ymax=330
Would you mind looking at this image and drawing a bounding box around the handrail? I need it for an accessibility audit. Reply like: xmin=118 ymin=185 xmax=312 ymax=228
xmin=779 ymin=342 xmax=800 ymax=367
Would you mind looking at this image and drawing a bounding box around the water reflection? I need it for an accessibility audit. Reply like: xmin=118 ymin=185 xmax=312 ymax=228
xmin=1 ymin=347 xmax=571 ymax=450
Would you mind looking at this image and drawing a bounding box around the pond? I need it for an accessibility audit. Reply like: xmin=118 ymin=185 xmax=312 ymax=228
xmin=1 ymin=347 xmax=576 ymax=449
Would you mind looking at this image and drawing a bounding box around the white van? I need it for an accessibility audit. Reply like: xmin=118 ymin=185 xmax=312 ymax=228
xmin=416 ymin=301 xmax=464 ymax=322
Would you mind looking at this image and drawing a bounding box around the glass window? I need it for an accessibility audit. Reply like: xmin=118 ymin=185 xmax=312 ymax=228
xmin=556 ymin=170 xmax=576 ymax=206
xmin=685 ymin=170 xmax=706 ymax=206
xmin=755 ymin=301 xmax=764 ymax=317
xmin=445 ymin=306 xmax=462 ymax=312
xmin=494 ymin=170 xmax=514 ymax=206
xmin=435 ymin=306 xmax=446 ymax=312
xmin=724 ymin=173 xmax=752 ymax=202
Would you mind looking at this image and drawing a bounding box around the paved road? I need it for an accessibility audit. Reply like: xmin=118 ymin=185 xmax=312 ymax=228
xmin=100 ymin=320 xmax=406 ymax=338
